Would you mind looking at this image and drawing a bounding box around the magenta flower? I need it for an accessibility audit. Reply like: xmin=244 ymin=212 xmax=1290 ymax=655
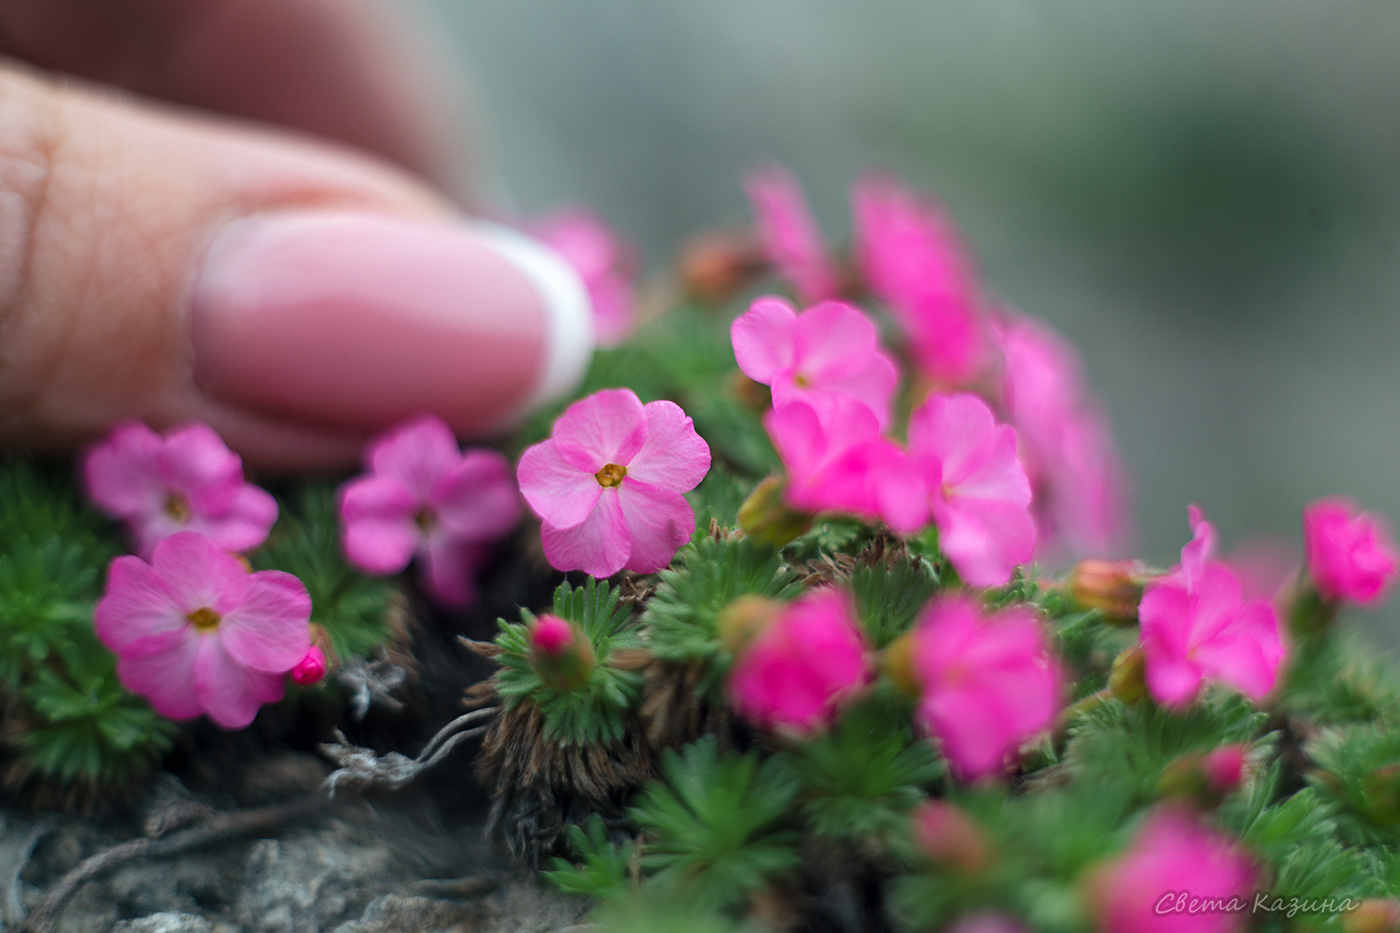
xmin=517 ymin=389 xmax=711 ymax=577
xmin=910 ymin=595 xmax=1061 ymax=779
xmin=732 ymin=296 xmax=899 ymax=429
xmin=531 ymin=206 xmax=638 ymax=348
xmin=765 ymin=397 xmax=928 ymax=535
xmin=290 ymin=646 xmax=328 ymax=686
xmin=728 ymin=588 xmax=871 ymax=734
xmin=852 ymin=174 xmax=985 ymax=384
xmin=94 ymin=531 xmax=312 ymax=729
xmin=1138 ymin=506 xmax=1285 ymax=708
xmin=994 ymin=312 xmax=1130 ymax=558
xmin=1303 ymin=496 xmax=1400 ymax=606
xmin=83 ymin=421 xmax=277 ymax=559
xmin=744 ymin=164 xmax=841 ymax=304
xmin=907 ymin=393 xmax=1035 ymax=587
xmin=339 ymin=415 xmax=522 ymax=607
xmin=1088 ymin=808 xmax=1254 ymax=933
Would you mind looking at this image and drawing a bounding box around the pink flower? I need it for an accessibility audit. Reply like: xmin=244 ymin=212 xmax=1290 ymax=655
xmin=340 ymin=415 xmax=522 ymax=607
xmin=1138 ymin=506 xmax=1285 ymax=708
xmin=1088 ymin=809 xmax=1255 ymax=933
xmin=744 ymin=164 xmax=841 ymax=304
xmin=852 ymin=174 xmax=985 ymax=384
xmin=994 ymin=313 xmax=1130 ymax=558
xmin=907 ymin=393 xmax=1035 ymax=587
xmin=765 ymin=398 xmax=927 ymax=535
xmin=291 ymin=646 xmax=328 ymax=686
xmin=83 ymin=421 xmax=277 ymax=559
xmin=728 ymin=588 xmax=871 ymax=734
xmin=910 ymin=595 xmax=1061 ymax=779
xmin=531 ymin=206 xmax=638 ymax=347
xmin=1303 ymin=497 xmax=1400 ymax=606
xmin=732 ymin=296 xmax=899 ymax=429
xmin=94 ymin=531 xmax=312 ymax=729
xmin=518 ymin=389 xmax=711 ymax=577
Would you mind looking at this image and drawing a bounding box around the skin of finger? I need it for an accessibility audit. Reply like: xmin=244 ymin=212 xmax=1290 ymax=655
xmin=0 ymin=0 xmax=473 ymax=199
xmin=0 ymin=61 xmax=453 ymax=469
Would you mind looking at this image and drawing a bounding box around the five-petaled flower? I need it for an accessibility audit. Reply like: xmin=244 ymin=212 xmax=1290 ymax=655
xmin=1303 ymin=496 xmax=1399 ymax=607
xmin=517 ymin=388 xmax=711 ymax=577
xmin=339 ymin=415 xmax=522 ymax=607
xmin=1087 ymin=808 xmax=1255 ymax=933
xmin=907 ymin=393 xmax=1036 ymax=587
xmin=728 ymin=587 xmax=871 ymax=734
xmin=95 ymin=531 xmax=312 ymax=729
xmin=732 ymin=296 xmax=899 ymax=430
xmin=909 ymin=594 xmax=1061 ymax=779
xmin=83 ymin=421 xmax=277 ymax=559
xmin=1138 ymin=506 xmax=1285 ymax=708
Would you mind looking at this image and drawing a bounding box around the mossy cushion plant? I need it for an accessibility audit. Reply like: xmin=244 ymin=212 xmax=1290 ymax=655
xmin=5 ymin=168 xmax=1400 ymax=933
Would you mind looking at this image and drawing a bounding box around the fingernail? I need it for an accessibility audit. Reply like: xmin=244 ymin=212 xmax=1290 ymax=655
xmin=191 ymin=211 xmax=593 ymax=435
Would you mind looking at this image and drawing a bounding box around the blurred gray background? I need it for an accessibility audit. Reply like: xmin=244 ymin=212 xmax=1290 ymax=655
xmin=416 ymin=0 xmax=1400 ymax=650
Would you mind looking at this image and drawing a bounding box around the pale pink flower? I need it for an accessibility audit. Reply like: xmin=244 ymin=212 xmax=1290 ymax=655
xmin=94 ymin=531 xmax=312 ymax=729
xmin=910 ymin=595 xmax=1060 ymax=780
xmin=907 ymin=393 xmax=1035 ymax=587
xmin=531 ymin=206 xmax=638 ymax=348
xmin=765 ymin=398 xmax=927 ymax=535
xmin=1303 ymin=497 xmax=1400 ymax=606
xmin=340 ymin=415 xmax=521 ymax=607
xmin=993 ymin=312 xmax=1130 ymax=558
xmin=728 ymin=588 xmax=870 ymax=734
xmin=518 ymin=389 xmax=711 ymax=577
xmin=732 ymin=296 xmax=899 ymax=429
xmin=1088 ymin=808 xmax=1254 ymax=933
xmin=1138 ymin=506 xmax=1285 ymax=708
xmin=745 ymin=164 xmax=841 ymax=304
xmin=83 ymin=421 xmax=277 ymax=559
xmin=852 ymin=174 xmax=985 ymax=384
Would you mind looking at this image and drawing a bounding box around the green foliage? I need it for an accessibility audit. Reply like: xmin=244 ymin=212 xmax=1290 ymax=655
xmin=543 ymin=814 xmax=638 ymax=901
xmin=249 ymin=482 xmax=398 ymax=662
xmin=685 ymin=465 xmax=750 ymax=532
xmin=780 ymin=695 xmax=943 ymax=844
xmin=641 ymin=534 xmax=803 ymax=681
xmin=494 ymin=578 xmax=643 ymax=745
xmin=782 ymin=516 xmax=871 ymax=564
xmin=629 ymin=736 xmax=802 ymax=910
xmin=1305 ymin=722 xmax=1400 ymax=844
xmin=850 ymin=558 xmax=939 ymax=649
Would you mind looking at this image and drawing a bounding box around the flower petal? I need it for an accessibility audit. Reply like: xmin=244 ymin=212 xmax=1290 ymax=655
xmin=94 ymin=556 xmax=188 ymax=654
xmin=82 ymin=421 xmax=166 ymax=519
xmin=195 ymin=637 xmax=287 ymax=730
xmin=551 ymin=388 xmax=648 ymax=470
xmin=627 ymin=401 xmax=711 ymax=493
xmin=117 ymin=629 xmax=203 ymax=720
xmin=366 ymin=415 xmax=461 ymax=500
xmin=434 ymin=449 xmax=522 ymax=541
xmin=419 ymin=539 xmax=485 ymax=608
xmin=339 ymin=475 xmax=420 ymax=574
xmin=731 ymin=296 xmax=798 ymax=385
xmin=190 ymin=483 xmax=278 ymax=553
xmin=219 ymin=570 xmax=312 ymax=673
xmin=540 ymin=491 xmax=631 ymax=577
xmin=159 ymin=423 xmax=246 ymax=515
xmin=148 ymin=532 xmax=250 ymax=615
xmin=617 ymin=479 xmax=696 ymax=574
xmin=517 ymin=440 xmax=604 ymax=530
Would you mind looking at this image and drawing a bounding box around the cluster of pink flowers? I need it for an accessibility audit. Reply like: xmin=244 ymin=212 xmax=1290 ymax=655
xmin=517 ymin=388 xmax=711 ymax=577
xmin=339 ymin=415 xmax=521 ymax=607
xmin=1138 ymin=506 xmax=1286 ymax=709
xmin=745 ymin=166 xmax=1129 ymax=561
xmin=530 ymin=207 xmax=639 ymax=348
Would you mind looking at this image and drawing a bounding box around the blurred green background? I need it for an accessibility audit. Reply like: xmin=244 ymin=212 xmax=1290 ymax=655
xmin=416 ymin=0 xmax=1400 ymax=651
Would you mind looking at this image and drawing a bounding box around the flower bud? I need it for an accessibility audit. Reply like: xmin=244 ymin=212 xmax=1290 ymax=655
xmin=1343 ymin=900 xmax=1400 ymax=933
xmin=1286 ymin=582 xmax=1337 ymax=639
xmin=1157 ymin=744 xmax=1247 ymax=806
xmin=881 ymin=631 xmax=920 ymax=696
xmin=739 ymin=475 xmax=813 ymax=547
xmin=291 ymin=646 xmax=328 ymax=686
xmin=1109 ymin=646 xmax=1147 ymax=704
xmin=1362 ymin=763 xmax=1400 ymax=828
xmin=910 ymin=801 xmax=988 ymax=873
xmin=529 ymin=614 xmax=596 ymax=691
xmin=1069 ymin=560 xmax=1147 ymax=624
xmin=677 ymin=231 xmax=765 ymax=304
xmin=717 ymin=595 xmax=783 ymax=656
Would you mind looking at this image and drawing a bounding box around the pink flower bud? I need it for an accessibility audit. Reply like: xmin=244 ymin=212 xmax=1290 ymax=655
xmin=1201 ymin=745 xmax=1247 ymax=795
xmin=1070 ymin=560 xmax=1148 ymax=624
xmin=737 ymin=475 xmax=812 ymax=547
xmin=1343 ymin=900 xmax=1400 ymax=933
xmin=911 ymin=801 xmax=988 ymax=873
xmin=291 ymin=646 xmax=328 ymax=686
xmin=529 ymin=615 xmax=595 ymax=691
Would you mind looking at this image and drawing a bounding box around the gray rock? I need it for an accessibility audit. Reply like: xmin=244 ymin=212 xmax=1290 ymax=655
xmin=333 ymin=894 xmax=479 ymax=933
xmin=110 ymin=912 xmax=215 ymax=933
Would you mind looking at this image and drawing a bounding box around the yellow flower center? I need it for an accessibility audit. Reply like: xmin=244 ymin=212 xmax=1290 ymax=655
xmin=187 ymin=607 xmax=222 ymax=632
xmin=414 ymin=507 xmax=435 ymax=531
xmin=595 ymin=463 xmax=628 ymax=488
xmin=793 ymin=373 xmax=812 ymax=388
xmin=165 ymin=495 xmax=191 ymax=523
